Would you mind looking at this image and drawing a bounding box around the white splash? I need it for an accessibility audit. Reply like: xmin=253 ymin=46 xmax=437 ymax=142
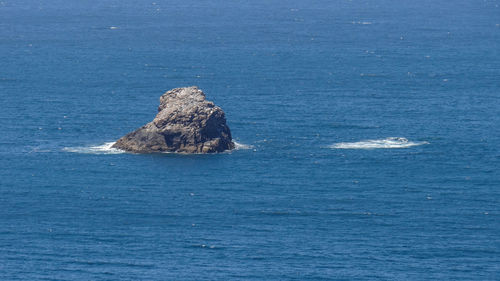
xmin=330 ymin=137 xmax=428 ymax=149
xmin=352 ymin=21 xmax=372 ymax=25
xmin=63 ymin=142 xmax=124 ymax=154
xmin=233 ymin=141 xmax=254 ymax=150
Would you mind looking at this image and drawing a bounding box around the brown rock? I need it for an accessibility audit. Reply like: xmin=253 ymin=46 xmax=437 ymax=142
xmin=112 ymin=86 xmax=234 ymax=153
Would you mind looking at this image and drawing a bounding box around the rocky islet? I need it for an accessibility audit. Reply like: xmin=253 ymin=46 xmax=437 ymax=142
xmin=112 ymin=86 xmax=234 ymax=153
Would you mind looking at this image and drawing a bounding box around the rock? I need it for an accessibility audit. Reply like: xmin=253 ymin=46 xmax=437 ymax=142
xmin=112 ymin=86 xmax=235 ymax=153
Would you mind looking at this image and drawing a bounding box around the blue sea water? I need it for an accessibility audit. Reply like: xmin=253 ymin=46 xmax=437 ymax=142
xmin=1 ymin=0 xmax=499 ymax=279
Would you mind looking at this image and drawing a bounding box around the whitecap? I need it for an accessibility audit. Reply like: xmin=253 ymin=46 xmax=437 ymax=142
xmin=352 ymin=21 xmax=372 ymax=25
xmin=65 ymin=141 xmax=251 ymax=154
xmin=329 ymin=137 xmax=428 ymax=149
xmin=63 ymin=142 xmax=124 ymax=154
xmin=233 ymin=141 xmax=254 ymax=150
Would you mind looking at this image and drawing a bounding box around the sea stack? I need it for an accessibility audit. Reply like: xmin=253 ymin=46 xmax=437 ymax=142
xmin=112 ymin=86 xmax=235 ymax=153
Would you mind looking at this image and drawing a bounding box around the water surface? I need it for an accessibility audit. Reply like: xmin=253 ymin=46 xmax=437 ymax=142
xmin=1 ymin=0 xmax=499 ymax=280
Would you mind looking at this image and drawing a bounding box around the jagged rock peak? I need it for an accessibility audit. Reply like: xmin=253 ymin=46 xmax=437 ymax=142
xmin=112 ymin=86 xmax=235 ymax=153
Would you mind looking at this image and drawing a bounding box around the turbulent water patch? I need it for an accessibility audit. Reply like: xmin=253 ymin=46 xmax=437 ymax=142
xmin=63 ymin=142 xmax=124 ymax=154
xmin=64 ymin=141 xmax=252 ymax=155
xmin=233 ymin=141 xmax=254 ymax=150
xmin=330 ymin=137 xmax=428 ymax=149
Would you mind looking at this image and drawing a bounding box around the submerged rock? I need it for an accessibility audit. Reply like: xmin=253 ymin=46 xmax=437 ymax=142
xmin=112 ymin=86 xmax=234 ymax=153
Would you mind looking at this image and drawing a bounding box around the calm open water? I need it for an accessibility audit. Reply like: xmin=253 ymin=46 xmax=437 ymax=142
xmin=1 ymin=0 xmax=499 ymax=280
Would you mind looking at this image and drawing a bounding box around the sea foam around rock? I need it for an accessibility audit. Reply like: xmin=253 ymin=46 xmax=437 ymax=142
xmin=63 ymin=142 xmax=124 ymax=154
xmin=64 ymin=141 xmax=252 ymax=155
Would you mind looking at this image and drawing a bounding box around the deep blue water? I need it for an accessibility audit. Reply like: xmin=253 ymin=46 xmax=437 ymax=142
xmin=1 ymin=0 xmax=500 ymax=280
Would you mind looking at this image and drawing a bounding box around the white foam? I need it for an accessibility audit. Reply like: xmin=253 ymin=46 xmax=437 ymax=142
xmin=330 ymin=137 xmax=428 ymax=149
xmin=233 ymin=141 xmax=253 ymax=150
xmin=352 ymin=21 xmax=372 ymax=25
xmin=65 ymin=141 xmax=251 ymax=154
xmin=63 ymin=142 xmax=124 ymax=154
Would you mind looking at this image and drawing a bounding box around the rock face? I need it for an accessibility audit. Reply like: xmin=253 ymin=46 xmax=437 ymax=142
xmin=112 ymin=86 xmax=235 ymax=153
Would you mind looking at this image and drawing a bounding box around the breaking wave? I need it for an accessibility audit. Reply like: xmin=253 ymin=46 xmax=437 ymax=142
xmin=330 ymin=137 xmax=428 ymax=149
xmin=233 ymin=141 xmax=253 ymax=150
xmin=64 ymin=141 xmax=251 ymax=154
xmin=63 ymin=142 xmax=124 ymax=154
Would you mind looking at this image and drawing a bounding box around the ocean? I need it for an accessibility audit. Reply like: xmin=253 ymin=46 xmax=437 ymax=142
xmin=1 ymin=0 xmax=499 ymax=279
